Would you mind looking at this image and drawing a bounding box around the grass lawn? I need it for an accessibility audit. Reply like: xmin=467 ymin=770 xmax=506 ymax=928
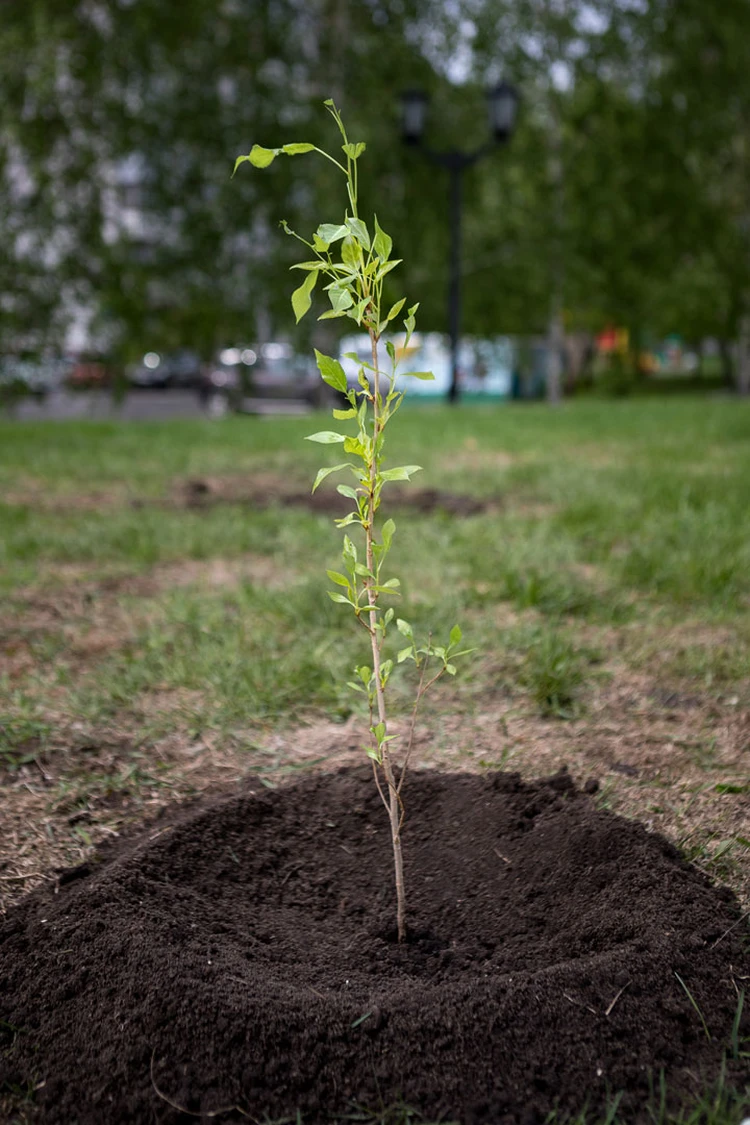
xmin=1 ymin=396 xmax=749 ymax=907
xmin=1 ymin=395 xmax=750 ymax=1121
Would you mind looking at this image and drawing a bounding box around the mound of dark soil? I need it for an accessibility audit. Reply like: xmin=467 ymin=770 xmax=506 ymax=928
xmin=1 ymin=768 xmax=748 ymax=1124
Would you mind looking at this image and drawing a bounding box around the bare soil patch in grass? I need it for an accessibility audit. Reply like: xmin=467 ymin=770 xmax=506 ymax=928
xmin=172 ymin=473 xmax=500 ymax=518
xmin=1 ymin=768 xmax=748 ymax=1125
xmin=4 ymin=471 xmax=504 ymax=518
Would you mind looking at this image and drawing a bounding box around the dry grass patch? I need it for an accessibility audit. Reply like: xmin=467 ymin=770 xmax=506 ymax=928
xmin=0 ymin=715 xmax=364 ymax=913
xmin=3 ymin=478 xmax=131 ymax=511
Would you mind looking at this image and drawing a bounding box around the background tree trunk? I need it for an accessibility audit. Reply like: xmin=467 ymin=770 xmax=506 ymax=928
xmin=546 ymin=303 xmax=564 ymax=405
xmin=735 ymin=312 xmax=750 ymax=396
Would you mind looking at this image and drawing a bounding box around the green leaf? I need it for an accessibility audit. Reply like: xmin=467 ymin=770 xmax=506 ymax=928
xmin=305 ymin=431 xmax=347 ymax=444
xmin=311 ymin=463 xmax=349 ymax=492
xmin=326 ymin=570 xmax=350 ymax=587
xmin=341 ymin=237 xmax=360 ymax=269
xmin=313 ymin=233 xmax=330 ymax=252
xmin=366 ymin=747 xmax=382 ymax=763
xmin=384 ymin=608 xmax=394 ymax=626
xmin=396 ymin=618 xmax=413 ymax=637
xmin=344 ymin=436 xmax=367 ymax=458
xmin=346 ymin=217 xmax=371 ymax=249
xmin=342 ymin=142 xmax=366 ymax=159
xmin=375 ymin=259 xmax=402 ymax=281
xmin=352 ymin=297 xmax=370 ymax=324
xmin=450 ymin=624 xmax=462 ymax=646
xmin=371 ymin=721 xmax=386 ymax=744
xmin=381 ymin=518 xmax=395 ymax=552
xmin=446 ymin=663 xmax=457 ymax=676
xmin=347 ymin=681 xmax=366 ymax=693
xmin=332 ymin=407 xmax=356 ymax=419
xmin=328 ymin=286 xmax=353 ymax=313
xmin=400 ymin=370 xmax=434 ymax=380
xmin=373 ymin=215 xmax=393 ymax=261
xmin=397 ymin=646 xmax=414 ymax=663
xmin=337 ymin=484 xmax=359 ymax=500
xmin=386 ymin=298 xmax=406 ymax=322
xmin=334 ymin=513 xmax=359 ymax=528
xmin=317 ymin=223 xmax=348 ymax=243
xmin=247 ymin=145 xmax=279 ymax=168
xmin=380 ymin=465 xmax=422 ymax=481
xmin=282 ymin=142 xmax=316 ymax=155
xmin=386 ymin=341 xmax=396 ymax=363
xmin=314 ymin=350 xmax=348 ymax=394
xmin=232 ymin=154 xmax=252 ymax=177
xmin=328 ymin=591 xmax=353 ymax=605
xmin=291 ymin=269 xmax=318 ymax=323
xmin=342 ymin=535 xmax=357 ymax=560
xmin=318 ymin=309 xmax=348 ymax=320
xmin=290 ymin=261 xmax=325 ymax=271
xmin=382 ymin=577 xmax=400 ymax=588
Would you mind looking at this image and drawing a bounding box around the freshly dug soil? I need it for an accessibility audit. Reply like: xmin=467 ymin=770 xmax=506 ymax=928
xmin=1 ymin=768 xmax=748 ymax=1125
xmin=177 ymin=476 xmax=496 ymax=517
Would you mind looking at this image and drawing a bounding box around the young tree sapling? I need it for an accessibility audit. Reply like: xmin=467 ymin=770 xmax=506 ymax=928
xmin=234 ymin=100 xmax=471 ymax=941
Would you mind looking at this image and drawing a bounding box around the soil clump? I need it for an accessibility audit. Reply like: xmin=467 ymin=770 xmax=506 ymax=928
xmin=1 ymin=768 xmax=748 ymax=1124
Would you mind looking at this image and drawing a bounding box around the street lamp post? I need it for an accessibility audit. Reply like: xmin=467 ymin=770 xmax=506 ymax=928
xmin=400 ymin=83 xmax=519 ymax=404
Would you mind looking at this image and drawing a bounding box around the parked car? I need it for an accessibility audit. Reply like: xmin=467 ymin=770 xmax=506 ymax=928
xmin=0 ymin=354 xmax=70 ymax=399
xmin=198 ymin=343 xmax=333 ymax=416
xmin=65 ymin=355 xmax=113 ymax=390
xmin=127 ymin=349 xmax=201 ymax=389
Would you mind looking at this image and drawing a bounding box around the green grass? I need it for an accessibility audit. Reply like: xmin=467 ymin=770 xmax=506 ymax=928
xmin=3 ymin=400 xmax=750 ymax=612
xmin=72 ymin=578 xmax=358 ymax=729
xmin=2 ymin=397 xmax=750 ymax=734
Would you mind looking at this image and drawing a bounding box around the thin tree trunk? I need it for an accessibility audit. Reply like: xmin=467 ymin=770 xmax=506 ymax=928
xmin=718 ymin=338 xmax=734 ymax=388
xmin=546 ymin=91 xmax=565 ymax=406
xmin=367 ymin=332 xmax=406 ymax=942
xmin=736 ymin=312 xmax=750 ymax=396
xmin=546 ymin=303 xmax=564 ymax=405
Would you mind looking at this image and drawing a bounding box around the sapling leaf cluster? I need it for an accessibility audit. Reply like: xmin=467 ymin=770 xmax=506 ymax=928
xmin=234 ymin=99 xmax=472 ymax=941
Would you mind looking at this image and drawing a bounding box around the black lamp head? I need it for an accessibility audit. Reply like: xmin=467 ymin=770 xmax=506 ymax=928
xmin=400 ymin=88 xmax=429 ymax=145
xmin=487 ymin=80 xmax=519 ymax=144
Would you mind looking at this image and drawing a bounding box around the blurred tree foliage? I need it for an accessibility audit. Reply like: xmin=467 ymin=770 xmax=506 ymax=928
xmin=467 ymin=0 xmax=750 ymax=389
xmin=0 ymin=0 xmax=443 ymax=360
xmin=1 ymin=0 xmax=750 ymax=389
